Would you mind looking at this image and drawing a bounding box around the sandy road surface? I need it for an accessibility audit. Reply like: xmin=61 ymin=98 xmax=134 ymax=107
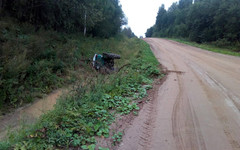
xmin=118 ymin=38 xmax=240 ymax=150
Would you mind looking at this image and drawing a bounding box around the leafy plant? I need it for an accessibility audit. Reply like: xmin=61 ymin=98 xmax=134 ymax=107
xmin=81 ymin=144 xmax=96 ymax=150
xmin=112 ymin=132 xmax=123 ymax=146
xmin=99 ymin=147 xmax=110 ymax=150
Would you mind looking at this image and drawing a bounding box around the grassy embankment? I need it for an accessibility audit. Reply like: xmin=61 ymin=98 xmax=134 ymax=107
xmin=168 ymin=38 xmax=240 ymax=57
xmin=0 ymin=18 xmax=163 ymax=149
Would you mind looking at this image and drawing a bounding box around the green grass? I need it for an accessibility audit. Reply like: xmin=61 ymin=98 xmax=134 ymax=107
xmin=0 ymin=22 xmax=164 ymax=149
xmin=0 ymin=17 xmax=159 ymax=112
xmin=168 ymin=38 xmax=240 ymax=57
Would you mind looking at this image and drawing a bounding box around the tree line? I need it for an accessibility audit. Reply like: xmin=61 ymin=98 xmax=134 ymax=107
xmin=0 ymin=0 xmax=125 ymax=38
xmin=122 ymin=27 xmax=136 ymax=38
xmin=146 ymin=0 xmax=240 ymax=45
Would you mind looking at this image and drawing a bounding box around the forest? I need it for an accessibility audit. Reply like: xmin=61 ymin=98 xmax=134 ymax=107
xmin=0 ymin=0 xmax=125 ymax=37
xmin=146 ymin=0 xmax=240 ymax=47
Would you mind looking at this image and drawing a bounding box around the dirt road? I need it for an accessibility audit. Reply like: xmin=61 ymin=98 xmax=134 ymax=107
xmin=118 ymin=38 xmax=240 ymax=150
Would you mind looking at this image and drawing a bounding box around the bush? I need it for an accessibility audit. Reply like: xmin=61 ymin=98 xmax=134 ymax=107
xmin=212 ymin=38 xmax=232 ymax=47
xmin=0 ymin=19 xmax=74 ymax=109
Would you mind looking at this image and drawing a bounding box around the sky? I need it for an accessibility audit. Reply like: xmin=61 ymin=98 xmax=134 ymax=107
xmin=120 ymin=0 xmax=178 ymax=37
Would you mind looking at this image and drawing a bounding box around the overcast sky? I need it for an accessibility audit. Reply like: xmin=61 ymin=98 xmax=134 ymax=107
xmin=120 ymin=0 xmax=178 ymax=37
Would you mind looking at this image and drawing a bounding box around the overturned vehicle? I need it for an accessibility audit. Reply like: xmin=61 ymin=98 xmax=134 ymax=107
xmin=93 ymin=53 xmax=121 ymax=73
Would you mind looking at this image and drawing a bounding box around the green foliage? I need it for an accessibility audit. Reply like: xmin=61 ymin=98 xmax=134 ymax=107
xmin=0 ymin=19 xmax=80 ymax=109
xmin=91 ymin=0 xmax=126 ymax=37
xmin=99 ymin=147 xmax=110 ymax=150
xmin=0 ymin=141 xmax=10 ymax=150
xmin=146 ymin=0 xmax=240 ymax=47
xmin=121 ymin=27 xmax=136 ymax=38
xmin=0 ymin=36 xmax=162 ymax=149
xmin=169 ymin=38 xmax=240 ymax=57
xmin=146 ymin=27 xmax=154 ymax=37
xmin=179 ymin=0 xmax=193 ymax=9
xmin=112 ymin=132 xmax=123 ymax=145
xmin=81 ymin=144 xmax=96 ymax=150
xmin=1 ymin=0 xmax=125 ymax=37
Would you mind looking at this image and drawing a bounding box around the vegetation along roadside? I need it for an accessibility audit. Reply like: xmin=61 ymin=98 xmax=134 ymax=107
xmin=168 ymin=38 xmax=240 ymax=57
xmin=0 ymin=32 xmax=164 ymax=149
